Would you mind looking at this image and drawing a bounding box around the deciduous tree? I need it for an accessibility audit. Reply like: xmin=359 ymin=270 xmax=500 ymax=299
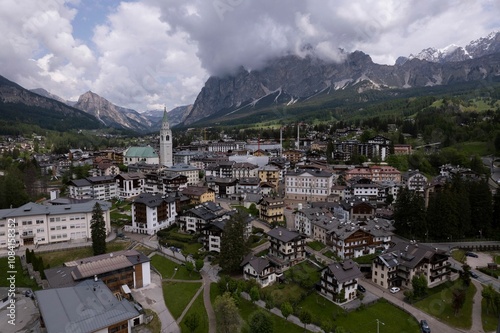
xmin=219 ymin=211 xmax=250 ymax=273
xmin=248 ymin=310 xmax=273 ymax=333
xmin=214 ymin=292 xmax=242 ymax=333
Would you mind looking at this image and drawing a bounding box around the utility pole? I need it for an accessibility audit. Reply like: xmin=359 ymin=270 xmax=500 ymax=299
xmin=376 ymin=319 xmax=385 ymax=333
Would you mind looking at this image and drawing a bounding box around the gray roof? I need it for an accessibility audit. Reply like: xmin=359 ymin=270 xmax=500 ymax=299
xmin=286 ymin=169 xmax=333 ymax=177
xmin=0 ymin=200 xmax=111 ymax=218
xmin=45 ymin=266 xmax=78 ymax=288
xmin=267 ymin=226 xmax=302 ymax=243
xmin=324 ymin=259 xmax=362 ymax=283
xmin=381 ymin=242 xmax=448 ymax=269
xmin=134 ymin=192 xmax=176 ymax=207
xmin=35 ymin=280 xmax=139 ymax=333
xmin=241 ymin=254 xmax=273 ymax=274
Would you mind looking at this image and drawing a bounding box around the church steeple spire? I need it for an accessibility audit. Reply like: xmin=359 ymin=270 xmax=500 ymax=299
xmin=159 ymin=105 xmax=172 ymax=166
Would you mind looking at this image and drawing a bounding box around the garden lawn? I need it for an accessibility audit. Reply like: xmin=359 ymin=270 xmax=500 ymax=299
xmin=481 ymin=298 xmax=498 ymax=332
xmin=0 ymin=257 xmax=39 ymax=289
xmin=180 ymin=291 xmax=209 ymax=333
xmin=238 ymin=299 xmax=304 ymax=333
xmin=334 ymin=300 xmax=419 ymax=333
xmin=151 ymin=254 xmax=201 ymax=280
xmin=38 ymin=240 xmax=131 ymax=267
xmin=162 ymin=281 xmax=202 ymax=319
xmin=307 ymin=240 xmax=326 ymax=251
xmin=495 ymin=255 xmax=500 ymax=265
xmin=353 ymin=253 xmax=378 ymax=265
xmin=451 ymin=249 xmax=466 ymax=263
xmin=414 ymin=280 xmax=476 ymax=329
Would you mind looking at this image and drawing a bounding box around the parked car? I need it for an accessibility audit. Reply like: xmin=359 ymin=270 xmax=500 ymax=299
xmin=420 ymin=319 xmax=431 ymax=333
xmin=465 ymin=252 xmax=478 ymax=258
xmin=357 ymin=284 xmax=366 ymax=293
xmin=470 ymin=271 xmax=479 ymax=279
xmin=390 ymin=287 xmax=400 ymax=293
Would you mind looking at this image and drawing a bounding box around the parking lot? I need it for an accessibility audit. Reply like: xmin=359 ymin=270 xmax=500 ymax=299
xmin=466 ymin=251 xmax=494 ymax=269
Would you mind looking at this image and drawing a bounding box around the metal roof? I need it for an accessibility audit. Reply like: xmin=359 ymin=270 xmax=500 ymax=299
xmin=35 ymin=280 xmax=139 ymax=333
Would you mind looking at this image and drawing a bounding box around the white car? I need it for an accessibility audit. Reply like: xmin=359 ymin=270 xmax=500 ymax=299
xmin=390 ymin=287 xmax=400 ymax=294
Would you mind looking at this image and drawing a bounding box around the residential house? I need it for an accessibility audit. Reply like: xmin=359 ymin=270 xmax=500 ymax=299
xmin=127 ymin=193 xmax=177 ymax=235
xmin=267 ymin=226 xmax=305 ymax=270
xmin=144 ymin=170 xmax=188 ymax=195
xmin=201 ymin=214 xmax=252 ymax=253
xmin=67 ymin=176 xmax=118 ymax=201
xmin=320 ymin=260 xmax=363 ymax=303
xmin=241 ymin=254 xmax=278 ymax=287
xmin=258 ymin=165 xmax=281 ymax=188
xmin=165 ymin=164 xmax=200 ymax=185
xmin=178 ymin=202 xmax=226 ymax=234
xmin=294 ymin=206 xmax=333 ymax=237
xmin=282 ymin=149 xmax=304 ymax=166
xmin=328 ymin=218 xmax=394 ymax=259
xmin=372 ymin=242 xmax=450 ymax=290
xmin=259 ymin=196 xmax=285 ymax=223
xmin=116 ymin=172 xmax=146 ymax=199
xmin=238 ymin=177 xmax=261 ymax=194
xmin=181 ymin=186 xmax=215 ymax=205
xmin=402 ymin=170 xmax=428 ymax=193
xmin=335 ymin=198 xmax=377 ymax=221
xmin=232 ymin=162 xmax=259 ymax=178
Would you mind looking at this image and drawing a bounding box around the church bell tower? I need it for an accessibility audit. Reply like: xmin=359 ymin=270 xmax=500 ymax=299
xmin=159 ymin=106 xmax=173 ymax=166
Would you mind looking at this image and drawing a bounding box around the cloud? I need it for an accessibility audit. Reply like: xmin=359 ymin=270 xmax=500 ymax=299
xmin=0 ymin=0 xmax=499 ymax=112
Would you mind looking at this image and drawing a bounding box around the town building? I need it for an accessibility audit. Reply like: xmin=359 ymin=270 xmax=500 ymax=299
xmin=241 ymin=254 xmax=278 ymax=288
xmin=0 ymin=200 xmax=111 ymax=248
xmin=267 ymin=226 xmax=305 ymax=270
xmin=178 ymin=201 xmax=227 ymax=233
xmin=181 ymin=186 xmax=215 ymax=205
xmin=67 ymin=176 xmax=118 ymax=200
xmin=116 ymin=172 xmax=146 ymax=198
xmin=258 ymin=165 xmax=281 ymax=187
xmin=36 ymin=280 xmax=143 ymax=333
xmin=372 ymin=242 xmax=450 ymax=290
xmin=402 ymin=170 xmax=428 ymax=193
xmin=259 ymin=196 xmax=285 ymax=223
xmin=123 ymin=146 xmax=159 ymax=165
xmin=165 ymin=164 xmax=200 ymax=185
xmin=126 ymin=193 xmax=177 ymax=235
xmin=285 ymin=169 xmax=335 ymax=202
xmin=320 ymin=260 xmax=363 ymax=303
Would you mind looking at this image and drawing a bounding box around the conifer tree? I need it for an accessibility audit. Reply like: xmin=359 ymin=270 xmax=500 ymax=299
xmin=90 ymin=202 xmax=107 ymax=255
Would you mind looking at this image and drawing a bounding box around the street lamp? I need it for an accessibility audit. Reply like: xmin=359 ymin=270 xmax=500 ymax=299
xmin=376 ymin=319 xmax=385 ymax=333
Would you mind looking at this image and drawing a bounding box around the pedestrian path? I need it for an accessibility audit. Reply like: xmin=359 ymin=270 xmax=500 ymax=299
xmin=470 ymin=279 xmax=485 ymax=333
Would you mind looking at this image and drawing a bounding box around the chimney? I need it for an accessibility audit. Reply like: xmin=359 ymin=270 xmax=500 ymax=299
xmin=279 ymin=230 xmax=282 ymax=236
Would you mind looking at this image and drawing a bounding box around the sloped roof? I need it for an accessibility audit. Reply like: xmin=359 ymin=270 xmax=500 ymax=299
xmin=35 ymin=280 xmax=139 ymax=333
xmin=324 ymin=259 xmax=362 ymax=283
xmin=125 ymin=146 xmax=158 ymax=158
xmin=267 ymin=226 xmax=301 ymax=243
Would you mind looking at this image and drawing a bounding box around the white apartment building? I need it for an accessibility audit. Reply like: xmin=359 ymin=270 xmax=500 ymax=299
xmin=285 ymin=169 xmax=335 ymax=202
xmin=0 ymin=201 xmax=111 ymax=248
xmin=164 ymin=164 xmax=200 ymax=185
xmin=67 ymin=176 xmax=118 ymax=200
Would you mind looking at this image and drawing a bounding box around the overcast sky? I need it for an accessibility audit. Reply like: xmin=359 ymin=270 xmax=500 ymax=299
xmin=1 ymin=0 xmax=499 ymax=112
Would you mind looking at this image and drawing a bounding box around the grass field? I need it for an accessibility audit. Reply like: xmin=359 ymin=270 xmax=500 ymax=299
xmin=150 ymin=254 xmax=201 ymax=280
xmin=37 ymin=240 xmax=131 ymax=267
xmin=414 ymin=280 xmax=476 ymax=329
xmin=481 ymin=298 xmax=498 ymax=332
xmin=0 ymin=256 xmax=39 ymax=289
xmin=180 ymin=290 xmax=209 ymax=333
xmin=144 ymin=308 xmax=161 ymax=333
xmin=307 ymin=240 xmax=326 ymax=251
xmin=451 ymin=249 xmax=466 ymax=263
xmin=162 ymin=281 xmax=202 ymax=319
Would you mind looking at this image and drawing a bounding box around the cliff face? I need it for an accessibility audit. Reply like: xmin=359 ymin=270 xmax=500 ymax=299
xmin=74 ymin=91 xmax=153 ymax=132
xmin=184 ymin=48 xmax=500 ymax=125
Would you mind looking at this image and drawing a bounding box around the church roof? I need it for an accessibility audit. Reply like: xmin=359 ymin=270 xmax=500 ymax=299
xmin=125 ymin=146 xmax=158 ymax=158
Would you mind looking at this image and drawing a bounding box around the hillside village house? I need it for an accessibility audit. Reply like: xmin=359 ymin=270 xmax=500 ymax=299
xmin=344 ymin=165 xmax=401 ymax=183
xmin=320 ymin=260 xmax=363 ymax=304
xmin=0 ymin=200 xmax=111 ymax=248
xmin=372 ymin=242 xmax=450 ymax=290
xmin=126 ymin=193 xmax=177 ymax=235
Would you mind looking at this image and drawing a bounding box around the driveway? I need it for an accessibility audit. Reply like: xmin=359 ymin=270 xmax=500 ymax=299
xmin=466 ymin=252 xmax=494 ymax=269
xmin=131 ymin=271 xmax=180 ymax=333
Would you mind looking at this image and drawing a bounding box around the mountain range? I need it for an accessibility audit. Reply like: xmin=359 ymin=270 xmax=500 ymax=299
xmin=1 ymin=31 xmax=500 ymax=132
xmin=182 ymin=31 xmax=500 ymax=126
